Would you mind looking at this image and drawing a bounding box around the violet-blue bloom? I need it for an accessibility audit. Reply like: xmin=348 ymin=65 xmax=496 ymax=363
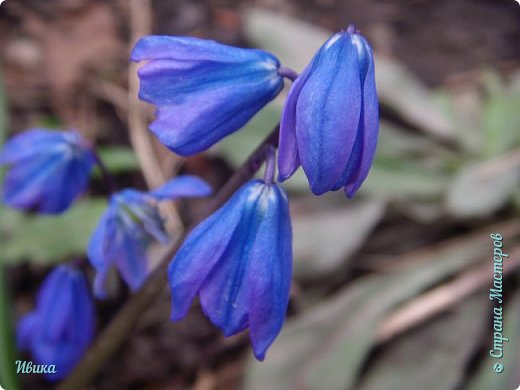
xmin=131 ymin=36 xmax=284 ymax=156
xmin=278 ymin=25 xmax=379 ymax=197
xmin=88 ymin=175 xmax=212 ymax=298
xmin=168 ymin=178 xmax=292 ymax=360
xmin=0 ymin=129 xmax=95 ymax=213
xmin=17 ymin=265 xmax=95 ymax=381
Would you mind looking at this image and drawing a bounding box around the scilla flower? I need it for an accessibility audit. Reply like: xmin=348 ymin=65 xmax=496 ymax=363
xmin=278 ymin=25 xmax=379 ymax=197
xmin=0 ymin=129 xmax=95 ymax=213
xmin=131 ymin=36 xmax=285 ymax=156
xmin=168 ymin=149 xmax=292 ymax=360
xmin=88 ymin=175 xmax=212 ymax=298
xmin=17 ymin=264 xmax=95 ymax=381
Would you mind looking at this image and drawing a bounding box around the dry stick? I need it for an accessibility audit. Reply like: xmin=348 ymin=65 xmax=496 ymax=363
xmin=57 ymin=125 xmax=280 ymax=390
xmin=377 ymin=246 xmax=520 ymax=344
xmin=126 ymin=0 xmax=183 ymax=232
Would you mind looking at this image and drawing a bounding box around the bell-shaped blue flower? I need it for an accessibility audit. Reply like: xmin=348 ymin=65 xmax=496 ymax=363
xmin=278 ymin=25 xmax=379 ymax=197
xmin=131 ymin=36 xmax=284 ymax=156
xmin=17 ymin=264 xmax=95 ymax=381
xmin=88 ymin=175 xmax=212 ymax=298
xmin=168 ymin=178 xmax=292 ymax=360
xmin=0 ymin=129 xmax=95 ymax=213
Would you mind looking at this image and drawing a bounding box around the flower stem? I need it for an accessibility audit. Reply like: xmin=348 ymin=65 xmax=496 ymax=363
xmin=278 ymin=66 xmax=299 ymax=81
xmin=57 ymin=123 xmax=281 ymax=390
xmin=263 ymin=145 xmax=276 ymax=184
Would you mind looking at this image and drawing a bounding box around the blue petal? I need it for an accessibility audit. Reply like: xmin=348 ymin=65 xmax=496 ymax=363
xmin=136 ymin=58 xmax=280 ymax=106
xmin=17 ymin=313 xmax=38 ymax=351
xmin=344 ymin=36 xmax=379 ymax=198
xmin=131 ymin=36 xmax=284 ymax=155
xmin=89 ymin=194 xmax=150 ymax=295
xmin=131 ymin=35 xmax=278 ymax=64
xmin=247 ymin=184 xmax=292 ymax=360
xmin=278 ymin=61 xmax=315 ymax=181
xmin=2 ymin=152 xmax=62 ymax=211
xmin=198 ymin=183 xmax=268 ymax=336
xmin=67 ymin=269 xmax=95 ymax=349
xmin=36 ymin=267 xmax=76 ymax=342
xmin=0 ymin=129 xmax=66 ymax=165
xmin=38 ymin=152 xmax=94 ymax=213
xmin=1 ymin=129 xmax=94 ymax=213
xmin=150 ymin=175 xmax=212 ymax=200
xmin=296 ymin=33 xmax=362 ymax=195
xmin=112 ymin=228 xmax=149 ymax=291
xmin=148 ymin=75 xmax=283 ymax=155
xmin=168 ymin=181 xmax=260 ymax=320
xmin=87 ymin=203 xmax=115 ymax=272
xmin=128 ymin=202 xmax=169 ymax=244
xmin=21 ymin=265 xmax=95 ymax=381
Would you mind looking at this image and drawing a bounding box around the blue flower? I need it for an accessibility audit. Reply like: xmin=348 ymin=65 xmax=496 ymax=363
xmin=88 ymin=175 xmax=212 ymax=298
xmin=131 ymin=36 xmax=284 ymax=156
xmin=0 ymin=129 xmax=95 ymax=213
xmin=278 ymin=26 xmax=379 ymax=197
xmin=17 ymin=264 xmax=95 ymax=381
xmin=168 ymin=179 xmax=292 ymax=360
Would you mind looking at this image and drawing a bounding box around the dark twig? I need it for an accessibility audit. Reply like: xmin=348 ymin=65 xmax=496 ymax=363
xmin=57 ymin=124 xmax=280 ymax=390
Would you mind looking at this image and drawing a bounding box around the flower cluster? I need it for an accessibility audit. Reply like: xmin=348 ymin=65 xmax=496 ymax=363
xmin=0 ymin=129 xmax=95 ymax=213
xmin=88 ymin=175 xmax=212 ymax=298
xmin=17 ymin=265 xmax=95 ymax=381
xmin=132 ymin=25 xmax=379 ymax=359
xmin=169 ymin=162 xmax=292 ymax=360
xmin=0 ymin=21 xmax=378 ymax=377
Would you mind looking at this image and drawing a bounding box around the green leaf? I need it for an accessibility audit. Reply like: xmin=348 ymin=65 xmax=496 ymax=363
xmin=446 ymin=156 xmax=519 ymax=218
xmin=293 ymin=199 xmax=386 ymax=280
xmin=481 ymin=72 xmax=520 ymax=158
xmin=0 ymin=198 xmax=107 ymax=265
xmin=361 ymin=157 xmax=448 ymax=200
xmin=96 ymin=146 xmax=140 ymax=175
xmin=359 ymin=295 xmax=487 ymax=390
xmin=243 ymin=226 xmax=505 ymax=390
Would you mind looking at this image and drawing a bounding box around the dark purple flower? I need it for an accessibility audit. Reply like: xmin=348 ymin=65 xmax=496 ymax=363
xmin=88 ymin=175 xmax=212 ymax=298
xmin=168 ymin=178 xmax=292 ymax=360
xmin=17 ymin=265 xmax=95 ymax=381
xmin=0 ymin=129 xmax=95 ymax=213
xmin=131 ymin=36 xmax=284 ymax=156
xmin=278 ymin=26 xmax=379 ymax=197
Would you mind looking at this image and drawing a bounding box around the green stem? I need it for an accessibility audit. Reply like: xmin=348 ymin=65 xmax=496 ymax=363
xmin=0 ymin=264 xmax=21 ymax=390
xmin=57 ymin=124 xmax=280 ymax=390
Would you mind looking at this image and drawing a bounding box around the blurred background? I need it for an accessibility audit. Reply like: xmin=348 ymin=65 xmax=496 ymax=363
xmin=0 ymin=0 xmax=519 ymax=389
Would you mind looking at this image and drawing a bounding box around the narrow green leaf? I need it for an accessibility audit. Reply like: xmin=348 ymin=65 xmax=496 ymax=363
xmin=0 ymin=198 xmax=107 ymax=265
xmin=481 ymin=72 xmax=520 ymax=158
xmin=0 ymin=265 xmax=21 ymax=390
xmin=96 ymin=146 xmax=140 ymax=175
xmin=0 ymin=66 xmax=21 ymax=390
